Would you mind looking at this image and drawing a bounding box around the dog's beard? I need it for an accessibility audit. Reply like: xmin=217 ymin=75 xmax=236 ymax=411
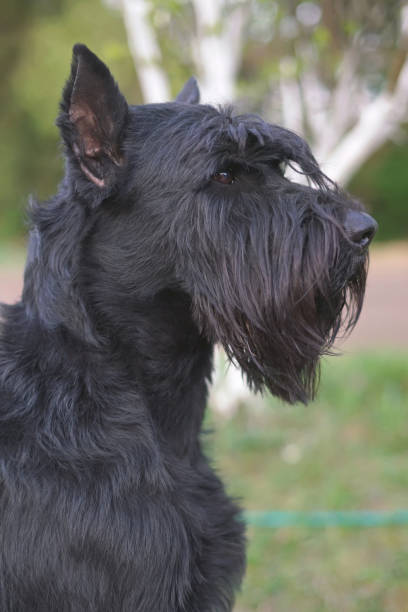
xmin=192 ymin=220 xmax=368 ymax=404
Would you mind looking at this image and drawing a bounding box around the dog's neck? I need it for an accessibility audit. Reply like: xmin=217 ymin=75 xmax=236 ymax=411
xmin=90 ymin=286 xmax=214 ymax=452
xmin=22 ymin=196 xmax=214 ymax=456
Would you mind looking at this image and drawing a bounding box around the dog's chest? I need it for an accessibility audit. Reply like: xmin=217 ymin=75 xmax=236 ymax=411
xmin=0 ymin=449 xmax=244 ymax=611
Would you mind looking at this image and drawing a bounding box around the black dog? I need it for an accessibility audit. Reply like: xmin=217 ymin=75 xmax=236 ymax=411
xmin=0 ymin=44 xmax=376 ymax=611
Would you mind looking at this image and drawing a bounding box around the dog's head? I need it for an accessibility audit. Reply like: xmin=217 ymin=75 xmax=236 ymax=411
xmin=55 ymin=44 xmax=376 ymax=403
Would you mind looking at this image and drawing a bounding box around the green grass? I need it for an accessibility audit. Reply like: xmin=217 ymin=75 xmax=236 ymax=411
xmin=206 ymin=353 xmax=408 ymax=611
xmin=0 ymin=243 xmax=26 ymax=268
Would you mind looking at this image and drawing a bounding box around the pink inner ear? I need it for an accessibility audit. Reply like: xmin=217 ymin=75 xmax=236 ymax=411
xmin=70 ymin=102 xmax=105 ymax=187
xmin=70 ymin=103 xmax=102 ymax=158
xmin=79 ymin=162 xmax=105 ymax=188
xmin=72 ymin=143 xmax=105 ymax=188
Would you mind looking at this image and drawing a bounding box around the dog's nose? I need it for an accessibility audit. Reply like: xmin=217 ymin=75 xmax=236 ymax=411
xmin=344 ymin=210 xmax=378 ymax=248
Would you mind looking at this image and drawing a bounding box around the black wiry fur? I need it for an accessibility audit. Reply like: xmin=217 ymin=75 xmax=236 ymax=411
xmin=0 ymin=45 xmax=375 ymax=611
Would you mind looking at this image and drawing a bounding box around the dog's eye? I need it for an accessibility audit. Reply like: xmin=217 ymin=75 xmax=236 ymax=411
xmin=212 ymin=170 xmax=235 ymax=185
xmin=272 ymin=161 xmax=286 ymax=176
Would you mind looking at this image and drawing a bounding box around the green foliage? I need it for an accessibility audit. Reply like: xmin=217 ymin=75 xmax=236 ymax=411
xmin=350 ymin=142 xmax=408 ymax=242
xmin=207 ymin=352 xmax=408 ymax=610
xmin=312 ymin=25 xmax=331 ymax=50
xmin=0 ymin=0 xmax=136 ymax=240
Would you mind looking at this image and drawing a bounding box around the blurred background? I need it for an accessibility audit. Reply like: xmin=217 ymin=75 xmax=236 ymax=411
xmin=1 ymin=0 xmax=407 ymax=609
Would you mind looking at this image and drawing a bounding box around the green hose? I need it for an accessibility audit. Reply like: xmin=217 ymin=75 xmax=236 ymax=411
xmin=244 ymin=510 xmax=408 ymax=528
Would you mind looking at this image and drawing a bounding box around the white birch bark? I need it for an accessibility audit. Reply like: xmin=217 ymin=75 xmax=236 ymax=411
xmin=191 ymin=0 xmax=248 ymax=104
xmin=321 ymin=4 xmax=408 ymax=185
xmin=121 ymin=0 xmax=171 ymax=103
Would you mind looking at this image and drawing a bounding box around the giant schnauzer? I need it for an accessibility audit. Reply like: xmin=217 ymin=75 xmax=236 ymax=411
xmin=0 ymin=44 xmax=376 ymax=611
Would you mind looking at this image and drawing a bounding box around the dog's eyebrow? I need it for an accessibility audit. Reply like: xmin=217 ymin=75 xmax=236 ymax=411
xmin=225 ymin=117 xmax=266 ymax=152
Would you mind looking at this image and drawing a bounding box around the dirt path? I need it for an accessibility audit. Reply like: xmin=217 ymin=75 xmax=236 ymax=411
xmin=0 ymin=269 xmax=23 ymax=305
xmin=0 ymin=243 xmax=407 ymax=351
xmin=341 ymin=242 xmax=408 ymax=351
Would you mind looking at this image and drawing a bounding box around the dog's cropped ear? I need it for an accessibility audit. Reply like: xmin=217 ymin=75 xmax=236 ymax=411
xmin=57 ymin=44 xmax=128 ymax=189
xmin=175 ymin=77 xmax=200 ymax=105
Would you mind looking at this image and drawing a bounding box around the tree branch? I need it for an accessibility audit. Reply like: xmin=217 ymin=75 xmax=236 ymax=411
xmin=323 ymin=5 xmax=408 ymax=185
xmin=121 ymin=0 xmax=171 ymax=103
xmin=314 ymin=43 xmax=364 ymax=161
xmin=191 ymin=0 xmax=248 ymax=103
